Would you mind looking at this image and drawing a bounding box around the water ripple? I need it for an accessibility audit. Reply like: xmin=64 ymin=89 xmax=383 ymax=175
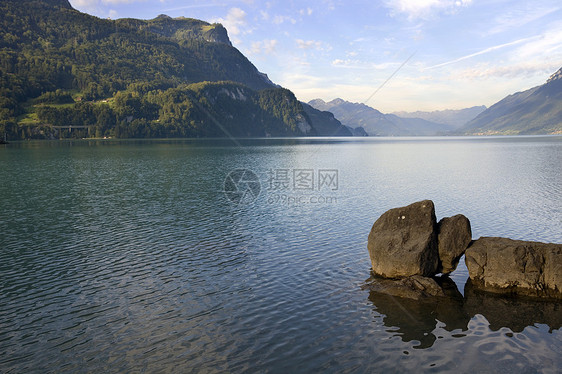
xmin=1 ymin=138 xmax=561 ymax=373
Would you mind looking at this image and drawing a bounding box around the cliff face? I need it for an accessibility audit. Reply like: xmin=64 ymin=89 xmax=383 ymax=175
xmin=301 ymin=103 xmax=352 ymax=136
xmin=126 ymin=15 xmax=233 ymax=46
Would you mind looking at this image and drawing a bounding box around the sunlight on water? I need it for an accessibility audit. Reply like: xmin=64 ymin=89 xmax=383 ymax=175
xmin=0 ymin=137 xmax=561 ymax=372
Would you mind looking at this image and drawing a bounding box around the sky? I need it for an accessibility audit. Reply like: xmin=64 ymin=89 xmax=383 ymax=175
xmin=68 ymin=0 xmax=562 ymax=113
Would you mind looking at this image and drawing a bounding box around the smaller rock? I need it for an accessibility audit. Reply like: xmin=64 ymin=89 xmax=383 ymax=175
xmin=364 ymin=275 xmax=445 ymax=300
xmin=437 ymin=214 xmax=472 ymax=274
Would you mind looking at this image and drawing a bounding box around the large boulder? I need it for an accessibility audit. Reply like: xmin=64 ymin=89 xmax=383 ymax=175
xmin=437 ymin=214 xmax=472 ymax=274
xmin=465 ymin=237 xmax=562 ymax=299
xmin=368 ymin=200 xmax=439 ymax=278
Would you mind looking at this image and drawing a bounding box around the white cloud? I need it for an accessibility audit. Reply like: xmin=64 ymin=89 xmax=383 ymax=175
xmin=101 ymin=0 xmax=144 ymax=4
xmin=296 ymin=39 xmax=328 ymax=51
xmin=69 ymin=0 xmax=99 ymax=11
xmin=70 ymin=0 xmax=141 ymax=16
xmin=280 ymin=65 xmax=534 ymax=112
xmin=332 ymin=59 xmax=396 ymax=70
xmin=299 ymin=8 xmax=313 ymax=16
xmin=512 ymin=25 xmax=562 ymax=60
xmin=384 ymin=0 xmax=472 ymax=20
xmin=212 ymin=7 xmax=251 ymax=44
xmin=251 ymin=39 xmax=278 ymax=54
xmin=273 ymin=15 xmax=297 ymax=25
xmin=426 ymin=22 xmax=562 ymax=79
xmin=69 ymin=0 xmax=92 ymax=6
xmin=425 ymin=36 xmax=540 ymax=70
xmin=455 ymin=62 xmax=562 ymax=80
xmin=161 ymin=4 xmax=225 ymax=12
xmin=72 ymin=0 xmax=146 ymax=5
xmin=217 ymin=8 xmax=247 ymax=36
xmin=487 ymin=6 xmax=560 ymax=35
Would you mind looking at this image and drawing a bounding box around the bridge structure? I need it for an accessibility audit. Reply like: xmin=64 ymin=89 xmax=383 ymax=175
xmin=50 ymin=125 xmax=94 ymax=139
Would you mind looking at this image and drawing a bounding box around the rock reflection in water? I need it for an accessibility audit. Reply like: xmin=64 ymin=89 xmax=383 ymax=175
xmin=367 ymin=277 xmax=562 ymax=349
xmin=464 ymin=279 xmax=562 ymax=333
xmin=368 ymin=277 xmax=468 ymax=349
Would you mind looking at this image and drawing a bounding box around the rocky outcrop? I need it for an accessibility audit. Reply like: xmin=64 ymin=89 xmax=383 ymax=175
xmin=437 ymin=214 xmax=472 ymax=274
xmin=301 ymin=103 xmax=353 ymax=136
xmin=344 ymin=125 xmax=368 ymax=136
xmin=546 ymin=66 xmax=562 ymax=83
xmin=367 ymin=200 xmax=561 ymax=300
xmin=364 ymin=275 xmax=445 ymax=300
xmin=145 ymin=16 xmax=233 ymax=46
xmin=367 ymin=200 xmax=439 ymax=278
xmin=465 ymin=237 xmax=562 ymax=299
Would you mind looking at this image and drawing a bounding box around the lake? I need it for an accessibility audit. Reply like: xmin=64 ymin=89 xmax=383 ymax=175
xmin=1 ymin=136 xmax=561 ymax=373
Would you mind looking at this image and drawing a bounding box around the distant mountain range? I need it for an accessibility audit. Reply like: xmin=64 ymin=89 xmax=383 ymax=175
xmin=310 ymin=66 xmax=562 ymax=136
xmin=308 ymin=98 xmax=479 ymax=136
xmin=392 ymin=106 xmax=486 ymax=130
xmin=461 ymin=67 xmax=562 ymax=135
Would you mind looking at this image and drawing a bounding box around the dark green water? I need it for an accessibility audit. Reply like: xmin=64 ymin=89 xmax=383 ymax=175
xmin=1 ymin=137 xmax=561 ymax=373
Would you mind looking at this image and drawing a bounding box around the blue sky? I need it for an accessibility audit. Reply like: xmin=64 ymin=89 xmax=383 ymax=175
xmin=68 ymin=0 xmax=562 ymax=112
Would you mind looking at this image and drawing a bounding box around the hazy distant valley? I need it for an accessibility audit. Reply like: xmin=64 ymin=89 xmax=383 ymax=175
xmin=308 ymin=99 xmax=487 ymax=136
xmin=309 ymin=67 xmax=562 ymax=136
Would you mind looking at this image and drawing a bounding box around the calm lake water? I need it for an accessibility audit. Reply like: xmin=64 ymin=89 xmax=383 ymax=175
xmin=1 ymin=136 xmax=561 ymax=373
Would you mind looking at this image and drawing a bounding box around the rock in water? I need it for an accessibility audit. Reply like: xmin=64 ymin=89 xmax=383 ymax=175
xmin=367 ymin=200 xmax=439 ymax=278
xmin=437 ymin=214 xmax=472 ymax=274
xmin=365 ymin=275 xmax=445 ymax=300
xmin=465 ymin=237 xmax=562 ymax=299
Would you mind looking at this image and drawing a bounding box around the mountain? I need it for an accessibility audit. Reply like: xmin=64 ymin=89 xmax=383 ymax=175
xmin=462 ymin=68 xmax=562 ymax=135
xmin=309 ymin=99 xmax=396 ymax=135
xmin=0 ymin=0 xmax=348 ymax=139
xmin=301 ymin=103 xmax=352 ymax=136
xmin=345 ymin=126 xmax=368 ymax=136
xmin=384 ymin=114 xmax=452 ymax=135
xmin=392 ymin=106 xmax=486 ymax=129
xmin=308 ymin=98 xmax=451 ymax=136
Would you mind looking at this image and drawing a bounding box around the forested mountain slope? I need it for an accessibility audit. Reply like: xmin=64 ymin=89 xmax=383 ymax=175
xmin=0 ymin=0 xmax=349 ymax=139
